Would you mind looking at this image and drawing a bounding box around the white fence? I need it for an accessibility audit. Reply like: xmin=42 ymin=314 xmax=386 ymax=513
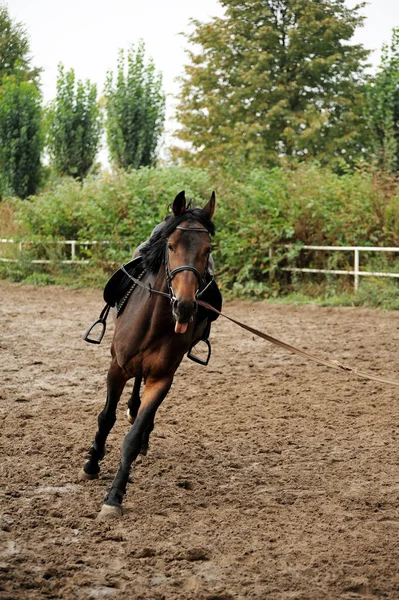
xmin=0 ymin=239 xmax=112 ymax=265
xmin=1 ymin=239 xmax=399 ymax=292
xmin=282 ymin=245 xmax=399 ymax=292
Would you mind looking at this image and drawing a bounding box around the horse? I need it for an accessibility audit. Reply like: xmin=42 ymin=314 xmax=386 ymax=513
xmin=80 ymin=191 xmax=218 ymax=518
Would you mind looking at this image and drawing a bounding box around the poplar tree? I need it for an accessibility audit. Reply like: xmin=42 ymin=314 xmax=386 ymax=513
xmin=47 ymin=65 xmax=103 ymax=180
xmin=174 ymin=0 xmax=370 ymax=168
xmin=105 ymin=41 xmax=166 ymax=169
xmin=0 ymin=78 xmax=42 ymax=198
xmin=0 ymin=4 xmax=42 ymax=197
xmin=0 ymin=3 xmax=41 ymax=86
xmin=366 ymin=28 xmax=399 ymax=171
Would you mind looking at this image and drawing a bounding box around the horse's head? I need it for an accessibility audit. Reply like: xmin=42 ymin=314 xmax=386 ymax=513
xmin=166 ymin=191 xmax=215 ymax=334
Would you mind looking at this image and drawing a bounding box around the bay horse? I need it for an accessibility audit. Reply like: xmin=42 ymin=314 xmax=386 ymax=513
xmin=80 ymin=191 xmax=217 ymax=518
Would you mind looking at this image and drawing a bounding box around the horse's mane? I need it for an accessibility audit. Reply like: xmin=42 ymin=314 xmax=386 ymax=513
xmin=140 ymin=202 xmax=215 ymax=274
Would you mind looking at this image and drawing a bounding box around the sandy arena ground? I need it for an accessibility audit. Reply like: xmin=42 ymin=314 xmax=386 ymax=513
xmin=0 ymin=280 xmax=398 ymax=599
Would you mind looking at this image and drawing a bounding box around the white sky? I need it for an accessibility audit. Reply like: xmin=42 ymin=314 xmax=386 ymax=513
xmin=6 ymin=0 xmax=399 ymax=154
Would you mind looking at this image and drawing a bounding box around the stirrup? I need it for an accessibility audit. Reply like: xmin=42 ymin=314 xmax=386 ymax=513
xmin=83 ymin=304 xmax=110 ymax=344
xmin=187 ymin=338 xmax=211 ymax=366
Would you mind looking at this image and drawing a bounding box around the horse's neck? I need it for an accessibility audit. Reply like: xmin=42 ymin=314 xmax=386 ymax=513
xmin=145 ymin=267 xmax=172 ymax=324
xmin=150 ymin=265 xmax=168 ymax=297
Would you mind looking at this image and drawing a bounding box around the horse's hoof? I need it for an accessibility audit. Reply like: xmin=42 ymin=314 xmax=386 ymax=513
xmin=126 ymin=408 xmax=135 ymax=425
xmin=78 ymin=468 xmax=99 ymax=481
xmin=97 ymin=504 xmax=122 ymax=520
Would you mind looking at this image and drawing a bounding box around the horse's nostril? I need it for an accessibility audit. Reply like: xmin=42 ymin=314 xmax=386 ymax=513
xmin=174 ymin=300 xmax=197 ymax=320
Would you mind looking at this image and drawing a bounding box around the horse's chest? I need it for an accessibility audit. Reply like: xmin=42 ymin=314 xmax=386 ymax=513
xmin=117 ymin=336 xmax=188 ymax=379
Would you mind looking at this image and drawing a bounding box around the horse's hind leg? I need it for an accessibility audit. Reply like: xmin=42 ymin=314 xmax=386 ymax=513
xmin=127 ymin=375 xmax=154 ymax=455
xmin=126 ymin=375 xmax=142 ymax=424
xmin=140 ymin=417 xmax=154 ymax=456
xmin=80 ymin=359 xmax=128 ymax=480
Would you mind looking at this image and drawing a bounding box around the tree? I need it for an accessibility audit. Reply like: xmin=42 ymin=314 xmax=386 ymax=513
xmin=0 ymin=78 xmax=42 ymax=198
xmin=173 ymin=0 xmax=370 ymax=169
xmin=366 ymin=28 xmax=399 ymax=172
xmin=47 ymin=64 xmax=103 ymax=179
xmin=0 ymin=3 xmax=41 ymax=86
xmin=105 ymin=41 xmax=166 ymax=169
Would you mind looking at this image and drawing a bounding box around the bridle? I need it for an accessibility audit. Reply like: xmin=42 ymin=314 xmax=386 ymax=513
xmin=119 ymin=225 xmax=214 ymax=309
xmin=164 ymin=225 xmax=214 ymax=306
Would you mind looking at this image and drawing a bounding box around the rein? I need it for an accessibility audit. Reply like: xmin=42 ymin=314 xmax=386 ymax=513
xmin=196 ymin=300 xmax=399 ymax=388
xmin=118 ymin=266 xmax=399 ymax=386
xmin=110 ymin=226 xmax=399 ymax=388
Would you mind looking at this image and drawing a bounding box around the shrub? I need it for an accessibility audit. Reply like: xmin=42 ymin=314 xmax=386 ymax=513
xmin=2 ymin=163 xmax=398 ymax=306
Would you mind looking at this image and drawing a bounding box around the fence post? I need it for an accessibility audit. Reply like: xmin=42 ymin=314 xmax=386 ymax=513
xmin=269 ymin=247 xmax=273 ymax=281
xmin=71 ymin=241 xmax=76 ymax=261
xmin=354 ymin=248 xmax=360 ymax=292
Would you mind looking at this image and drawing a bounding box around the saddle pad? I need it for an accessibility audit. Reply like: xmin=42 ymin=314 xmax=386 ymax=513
xmin=103 ymin=257 xmax=143 ymax=307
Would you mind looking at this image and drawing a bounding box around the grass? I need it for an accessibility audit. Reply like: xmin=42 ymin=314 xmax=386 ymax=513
xmin=1 ymin=260 xmax=397 ymax=311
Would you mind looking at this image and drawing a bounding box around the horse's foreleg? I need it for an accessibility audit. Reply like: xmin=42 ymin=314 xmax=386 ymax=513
xmin=80 ymin=359 xmax=128 ymax=480
xmin=99 ymin=375 xmax=173 ymax=517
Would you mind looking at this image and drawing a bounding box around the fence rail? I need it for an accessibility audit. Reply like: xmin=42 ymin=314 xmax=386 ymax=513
xmin=282 ymin=245 xmax=399 ymax=292
xmin=0 ymin=239 xmax=112 ymax=265
xmin=1 ymin=239 xmax=398 ymax=292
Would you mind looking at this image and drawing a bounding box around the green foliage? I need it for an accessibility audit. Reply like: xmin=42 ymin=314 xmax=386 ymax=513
xmin=0 ymin=3 xmax=41 ymax=86
xmin=209 ymin=165 xmax=399 ymax=296
xmin=366 ymin=28 xmax=399 ymax=171
xmin=353 ymin=278 xmax=399 ymax=310
xmin=4 ymin=164 xmax=398 ymax=305
xmin=105 ymin=41 xmax=166 ymax=169
xmin=174 ymin=0 xmax=370 ymax=170
xmin=11 ymin=167 xmax=214 ymax=252
xmin=0 ymin=78 xmax=42 ymax=198
xmin=47 ymin=64 xmax=103 ymax=180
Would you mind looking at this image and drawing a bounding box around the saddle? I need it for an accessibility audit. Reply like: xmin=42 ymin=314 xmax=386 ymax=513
xmin=84 ymin=257 xmax=223 ymax=365
xmin=103 ymin=257 xmax=145 ymax=315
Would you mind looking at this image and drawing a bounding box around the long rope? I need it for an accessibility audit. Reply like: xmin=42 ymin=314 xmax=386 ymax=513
xmin=197 ymin=300 xmax=399 ymax=387
xmin=120 ymin=265 xmax=399 ymax=387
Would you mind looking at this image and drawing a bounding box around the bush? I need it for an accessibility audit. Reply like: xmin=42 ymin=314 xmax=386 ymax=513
xmin=1 ymin=163 xmax=398 ymax=307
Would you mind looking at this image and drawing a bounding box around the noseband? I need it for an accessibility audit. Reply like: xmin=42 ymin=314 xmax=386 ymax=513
xmin=165 ymin=225 xmax=213 ymax=302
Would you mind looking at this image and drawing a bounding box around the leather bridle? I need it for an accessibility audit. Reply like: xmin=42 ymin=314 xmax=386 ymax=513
xmin=164 ymin=225 xmax=214 ymax=306
xmin=120 ymin=225 xmax=214 ymax=307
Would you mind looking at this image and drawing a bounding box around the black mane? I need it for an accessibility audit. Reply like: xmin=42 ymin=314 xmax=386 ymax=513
xmin=140 ymin=203 xmax=215 ymax=274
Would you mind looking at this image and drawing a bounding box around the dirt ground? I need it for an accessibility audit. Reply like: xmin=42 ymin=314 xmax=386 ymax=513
xmin=0 ymin=280 xmax=398 ymax=600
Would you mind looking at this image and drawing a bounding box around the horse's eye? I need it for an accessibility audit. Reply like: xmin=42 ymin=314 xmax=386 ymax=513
xmin=168 ymin=243 xmax=174 ymax=251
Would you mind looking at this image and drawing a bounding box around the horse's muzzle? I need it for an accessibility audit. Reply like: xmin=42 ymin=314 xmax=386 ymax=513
xmin=172 ymin=299 xmax=197 ymax=333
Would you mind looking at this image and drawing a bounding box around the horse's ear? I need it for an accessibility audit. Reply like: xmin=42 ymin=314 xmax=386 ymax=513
xmin=172 ymin=190 xmax=186 ymax=216
xmin=203 ymin=191 xmax=216 ymax=220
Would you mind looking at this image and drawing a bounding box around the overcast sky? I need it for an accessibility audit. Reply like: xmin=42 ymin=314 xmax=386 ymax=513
xmin=6 ymin=0 xmax=399 ymax=151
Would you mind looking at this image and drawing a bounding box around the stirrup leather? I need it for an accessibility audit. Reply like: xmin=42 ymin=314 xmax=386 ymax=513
xmin=187 ymin=338 xmax=211 ymax=366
